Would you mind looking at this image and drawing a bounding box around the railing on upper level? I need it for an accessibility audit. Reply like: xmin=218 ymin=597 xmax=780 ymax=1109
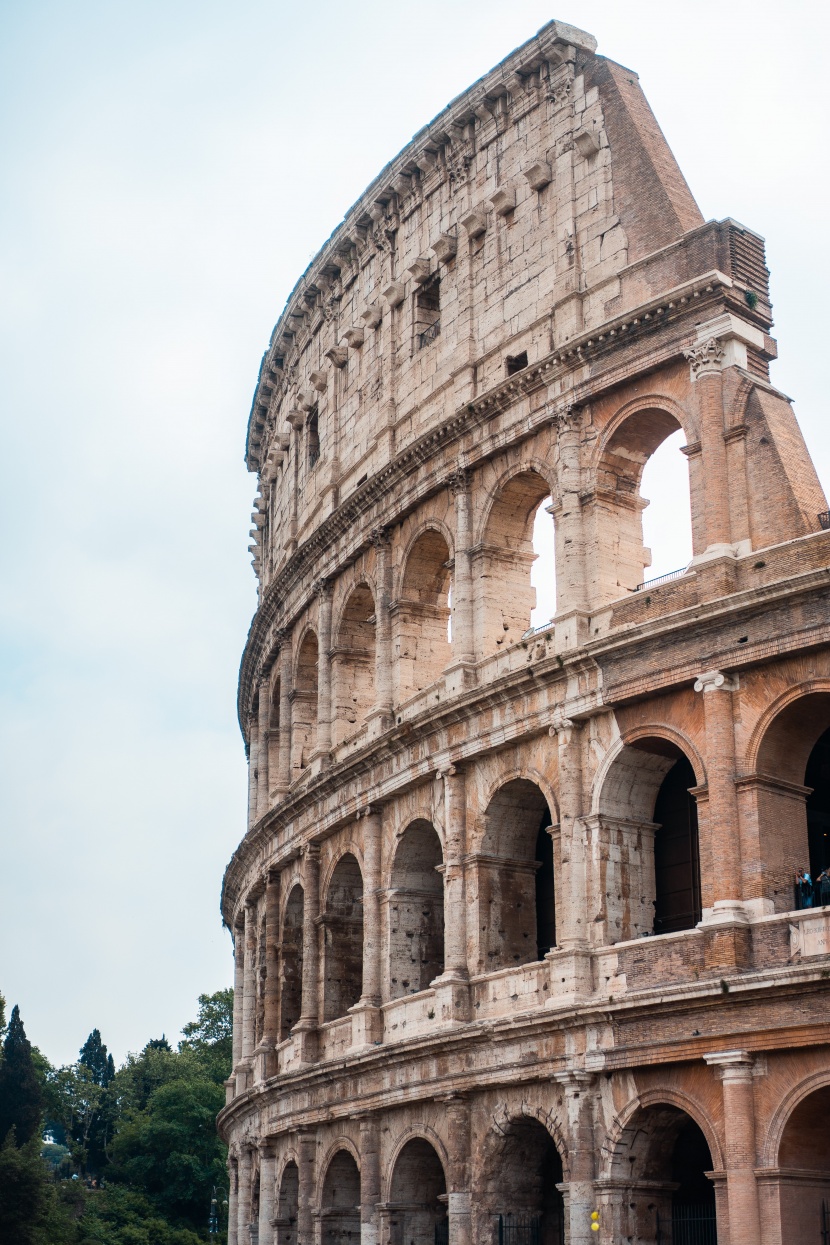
xmin=634 ymin=566 xmax=689 ymax=592
xmin=418 ymin=320 xmax=441 ymax=349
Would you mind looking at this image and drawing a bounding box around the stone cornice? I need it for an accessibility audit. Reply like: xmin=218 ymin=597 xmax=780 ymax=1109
xmin=239 ymin=269 xmax=742 ymax=728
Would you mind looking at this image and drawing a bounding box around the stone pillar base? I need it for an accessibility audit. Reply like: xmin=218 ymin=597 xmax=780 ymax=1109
xmin=544 ymin=947 xmax=593 ymax=1006
xmin=308 ymin=749 xmax=332 ymax=776
xmin=349 ymin=1000 xmax=383 ymax=1048
xmin=291 ymin=1021 xmax=319 ymax=1065
xmin=443 ymin=660 xmax=477 ymax=696
xmin=432 ymin=972 xmax=472 ymax=1023
xmin=234 ymin=1058 xmax=253 ymax=1096
xmin=366 ymin=708 xmax=394 ymax=739
xmin=698 ymin=901 xmax=752 ymax=969
xmin=253 ymin=1039 xmax=275 ymax=1084
xmin=553 ymin=609 xmax=590 ymax=654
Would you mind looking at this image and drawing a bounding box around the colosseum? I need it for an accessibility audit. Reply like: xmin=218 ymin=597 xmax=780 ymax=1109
xmin=218 ymin=18 xmax=830 ymax=1245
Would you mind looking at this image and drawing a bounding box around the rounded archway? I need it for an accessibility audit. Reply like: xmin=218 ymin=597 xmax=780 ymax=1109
xmin=596 ymin=736 xmax=702 ymax=939
xmin=473 ymin=779 xmax=556 ymax=973
xmin=293 ymin=630 xmax=319 ymax=773
xmin=388 ymin=820 xmax=444 ymax=999
xmin=333 ymin=584 xmax=376 ymax=746
xmin=395 ymin=529 xmax=452 ymax=703
xmin=479 ymin=1116 xmax=565 ymax=1245
xmin=772 ymin=1083 xmax=830 ymax=1241
xmin=279 ymin=884 xmax=304 ymax=1040
xmin=320 ymin=1149 xmax=361 ymax=1245
xmin=276 ymin=1160 xmax=299 ymax=1245
xmin=388 ymin=1137 xmax=447 ymax=1245
xmin=750 ymin=690 xmax=830 ymax=911
xmin=322 ymin=854 xmax=364 ymax=1022
xmin=605 ymin=1102 xmax=717 ymax=1244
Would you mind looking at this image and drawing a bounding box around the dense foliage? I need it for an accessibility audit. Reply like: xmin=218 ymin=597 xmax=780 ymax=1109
xmin=0 ymin=990 xmax=232 ymax=1245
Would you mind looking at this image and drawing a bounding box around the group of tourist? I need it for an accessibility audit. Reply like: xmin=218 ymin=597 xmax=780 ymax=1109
xmin=795 ymin=867 xmax=830 ymax=909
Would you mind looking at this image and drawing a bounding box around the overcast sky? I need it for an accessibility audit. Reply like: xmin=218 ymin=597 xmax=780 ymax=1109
xmin=2 ymin=0 xmax=828 ymax=1067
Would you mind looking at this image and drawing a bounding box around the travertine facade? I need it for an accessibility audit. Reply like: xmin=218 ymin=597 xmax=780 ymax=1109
xmin=219 ymin=20 xmax=830 ymax=1245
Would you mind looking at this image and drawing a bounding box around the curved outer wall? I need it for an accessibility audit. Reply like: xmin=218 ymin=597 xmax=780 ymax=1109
xmin=221 ymin=19 xmax=830 ymax=1245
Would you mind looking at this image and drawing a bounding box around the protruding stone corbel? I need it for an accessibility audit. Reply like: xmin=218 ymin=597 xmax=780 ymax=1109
xmin=431 ymin=233 xmax=458 ymax=264
xmin=574 ymin=129 xmax=601 ymax=158
xmin=361 ymin=303 xmax=383 ymax=329
xmin=524 ymin=160 xmax=552 ymax=190
xmin=325 ymin=345 xmax=349 ymax=369
xmin=685 ymin=337 xmax=726 ymax=380
xmin=383 ymin=280 xmax=406 ymax=308
xmin=309 ymin=370 xmax=328 ymax=393
xmin=287 ymin=408 xmax=304 ymax=430
xmin=490 ymin=185 xmax=516 ymax=216
xmin=407 ymin=257 xmax=432 ymax=285
xmin=461 ymin=211 xmax=487 ymax=239
xmin=342 ymin=326 xmax=365 ymax=349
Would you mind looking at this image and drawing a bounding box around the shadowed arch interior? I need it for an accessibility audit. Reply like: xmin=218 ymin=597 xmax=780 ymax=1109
xmin=320 ymin=1150 xmax=361 ymax=1245
xmin=279 ymin=884 xmax=304 ymax=1040
xmin=333 ymin=583 xmax=376 ymax=745
xmin=323 ymin=854 xmax=364 ymax=1022
xmin=475 ymin=779 xmax=555 ymax=972
xmin=276 ymin=1161 xmax=299 ymax=1245
xmin=388 ymin=1138 xmax=447 ymax=1245
xmin=479 ymin=1117 xmax=564 ymax=1245
xmin=395 ymin=530 xmax=451 ymax=702
xmin=388 ymin=820 xmax=444 ymax=999
xmin=775 ymin=1085 xmax=830 ymax=1243
xmin=477 ymin=470 xmax=554 ymax=655
xmin=293 ymin=631 xmax=319 ymax=772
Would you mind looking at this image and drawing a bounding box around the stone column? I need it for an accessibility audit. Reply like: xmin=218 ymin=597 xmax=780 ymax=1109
xmin=258 ymin=676 xmax=271 ymax=816
xmin=296 ymin=845 xmax=320 ymax=1062
xmin=297 ymin=1130 xmax=317 ymax=1245
xmin=552 ymin=406 xmax=589 ymax=650
xmin=703 ymin=1051 xmax=762 ymax=1245
xmin=315 ymin=580 xmax=333 ymax=763
xmin=242 ymin=901 xmax=258 ymax=1065
xmin=353 ymin=807 xmax=383 ymax=1044
xmin=248 ymin=714 xmax=260 ymax=829
xmin=445 ymin=1095 xmax=472 ymax=1245
xmin=694 ymin=669 xmax=749 ymax=964
xmin=228 ymin=1154 xmax=239 ymax=1245
xmin=435 ymin=766 xmax=471 ymax=1020
xmin=358 ymin=1114 xmax=381 ymax=1245
xmin=370 ymin=528 xmax=394 ymax=731
xmin=257 ymin=870 xmax=280 ymax=1079
xmin=277 ymin=633 xmax=292 ymax=793
xmin=446 ymin=468 xmax=475 ymax=689
xmin=547 ymin=716 xmax=591 ymax=999
xmin=238 ymin=1145 xmax=254 ymax=1245
xmin=259 ymin=1140 xmax=276 ymax=1245
xmin=554 ymin=1072 xmax=596 ymax=1245
xmin=232 ymin=922 xmax=245 ymax=1068
xmin=685 ymin=339 xmax=732 ymax=552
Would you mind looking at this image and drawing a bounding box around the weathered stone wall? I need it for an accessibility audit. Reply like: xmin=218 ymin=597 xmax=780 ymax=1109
xmin=222 ymin=18 xmax=830 ymax=1245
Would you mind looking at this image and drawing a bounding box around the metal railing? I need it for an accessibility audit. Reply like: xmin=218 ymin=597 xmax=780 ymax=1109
xmin=634 ymin=566 xmax=689 ymax=592
xmin=656 ymin=1204 xmax=717 ymax=1245
xmin=434 ymin=1221 xmax=449 ymax=1245
xmin=521 ymin=620 xmax=555 ymax=640
xmin=822 ymin=1198 xmax=830 ymax=1245
xmin=819 ymin=511 xmax=830 ymax=530
xmin=419 ymin=320 xmax=441 ymax=348
xmin=498 ymin=1214 xmax=542 ymax=1245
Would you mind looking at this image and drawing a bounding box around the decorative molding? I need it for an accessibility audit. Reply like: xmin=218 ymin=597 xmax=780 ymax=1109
xmin=685 ymin=336 xmax=725 ymax=379
xmin=694 ymin=669 xmax=738 ymax=694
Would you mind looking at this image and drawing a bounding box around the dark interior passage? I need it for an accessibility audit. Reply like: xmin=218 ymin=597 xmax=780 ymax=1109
xmin=535 ymin=809 xmax=556 ymax=959
xmin=806 ymin=726 xmax=830 ymax=889
xmin=653 ymin=755 xmax=701 ymax=934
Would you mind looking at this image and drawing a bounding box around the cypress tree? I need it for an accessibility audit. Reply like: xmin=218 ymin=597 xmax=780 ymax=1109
xmin=0 ymin=1006 xmax=43 ymax=1146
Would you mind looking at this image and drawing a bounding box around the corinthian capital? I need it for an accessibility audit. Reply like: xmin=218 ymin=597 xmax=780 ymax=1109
xmin=685 ymin=336 xmax=725 ymax=379
xmin=447 ymin=467 xmax=472 ymax=496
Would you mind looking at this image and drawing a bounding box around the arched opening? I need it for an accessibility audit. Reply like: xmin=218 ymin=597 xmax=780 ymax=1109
xmin=608 ymin=1104 xmax=717 ymax=1245
xmin=323 ymin=854 xmax=364 ymax=1022
xmin=476 ymin=471 xmax=553 ymax=655
xmin=751 ymin=692 xmax=830 ymax=911
xmin=292 ymin=631 xmax=318 ymax=773
xmin=594 ymin=408 xmax=693 ymax=603
xmin=479 ymin=1117 xmax=564 ymax=1245
xmin=388 ymin=820 xmax=444 ymax=999
xmin=530 ymin=496 xmax=556 ymax=631
xmin=472 ymin=779 xmax=555 ymax=973
xmin=276 ymin=1160 xmax=299 ymax=1245
xmin=395 ymin=530 xmax=452 ymax=703
xmin=388 ymin=1138 xmax=447 ymax=1245
xmin=597 ymin=738 xmax=701 ymax=941
xmin=255 ymin=912 xmax=267 ymax=1047
xmin=279 ymin=884 xmax=304 ymax=1041
xmin=320 ymin=1150 xmax=361 ymax=1245
xmin=775 ymin=1085 xmax=830 ymax=1242
xmin=268 ymin=676 xmax=281 ymax=784
xmin=332 ymin=584 xmax=376 ymax=746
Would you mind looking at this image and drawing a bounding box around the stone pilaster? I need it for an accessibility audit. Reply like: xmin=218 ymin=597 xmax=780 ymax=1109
xmin=547 ymin=715 xmax=591 ymax=999
xmin=248 ymin=713 xmax=259 ymax=829
xmin=255 ymin=870 xmax=280 ymax=1080
xmin=238 ymin=1145 xmax=254 ymax=1245
xmin=703 ymin=1051 xmax=762 ymax=1245
xmin=685 ymin=338 xmax=732 ymax=553
xmin=369 ymin=528 xmax=394 ymax=733
xmin=257 ymin=676 xmax=271 ymax=816
xmin=434 ymin=766 xmax=470 ymax=1021
xmin=277 ymin=632 xmax=292 ymax=793
xmin=445 ymin=469 xmax=476 ymax=691
xmin=297 ymin=1130 xmax=317 ymax=1245
xmin=228 ymin=1153 xmax=239 ymax=1245
xmin=314 ymin=580 xmax=333 ymax=764
xmin=259 ymin=1140 xmax=276 ymax=1245
xmin=552 ymin=406 xmax=589 ymax=648
xmin=352 ymin=808 xmax=383 ymax=1044
xmin=358 ymin=1114 xmax=381 ymax=1245
xmin=242 ymin=901 xmax=257 ymax=1065
xmin=445 ymin=1095 xmax=472 ymax=1245
xmin=296 ymin=844 xmax=320 ymax=1062
xmin=554 ymin=1072 xmax=596 ymax=1245
xmin=232 ymin=921 xmax=244 ymax=1070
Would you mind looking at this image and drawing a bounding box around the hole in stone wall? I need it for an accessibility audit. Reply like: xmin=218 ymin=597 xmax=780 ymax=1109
xmin=323 ymin=854 xmax=364 ymax=1022
xmin=506 ymin=351 xmax=528 ymax=376
xmin=639 ymin=427 xmax=692 ymax=580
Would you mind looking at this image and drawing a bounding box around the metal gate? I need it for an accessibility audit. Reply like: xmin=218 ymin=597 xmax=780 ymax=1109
xmin=498 ymin=1215 xmax=541 ymax=1245
xmin=434 ymin=1221 xmax=449 ymax=1245
xmin=821 ymin=1199 xmax=830 ymax=1245
xmin=656 ymin=1204 xmax=717 ymax=1245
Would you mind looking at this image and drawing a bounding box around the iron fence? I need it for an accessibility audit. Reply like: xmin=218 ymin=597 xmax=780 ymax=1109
xmin=634 ymin=566 xmax=689 ymax=592
xmin=822 ymin=1198 xmax=830 ymax=1245
xmin=434 ymin=1221 xmax=449 ymax=1245
xmin=498 ymin=1214 xmax=541 ymax=1245
xmin=419 ymin=320 xmax=441 ymax=349
xmin=656 ymin=1204 xmax=717 ymax=1245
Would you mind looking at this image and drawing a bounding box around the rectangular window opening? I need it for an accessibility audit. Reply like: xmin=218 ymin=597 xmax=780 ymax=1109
xmin=506 ymin=351 xmax=528 ymax=376
xmin=415 ymin=276 xmax=440 ymax=349
xmin=307 ymin=408 xmax=320 ymax=468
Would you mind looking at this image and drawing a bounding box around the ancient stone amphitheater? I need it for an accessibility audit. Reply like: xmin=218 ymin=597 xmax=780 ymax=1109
xmin=218 ymin=19 xmax=830 ymax=1245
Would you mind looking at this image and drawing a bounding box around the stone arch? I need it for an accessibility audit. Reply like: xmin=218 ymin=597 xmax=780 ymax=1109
xmin=590 ymin=395 xmax=696 ymax=603
xmin=384 ymin=1125 xmax=450 ymax=1196
xmin=268 ymin=665 xmax=282 ymax=785
xmin=593 ymin=729 xmax=704 ymax=939
xmin=319 ymin=1147 xmax=361 ymax=1245
xmin=279 ymin=882 xmax=304 ymax=1041
xmin=471 ymin=777 xmax=557 ymax=973
xmin=763 ymin=1068 xmax=830 ymax=1166
xmin=475 ymin=466 xmax=556 ymax=656
xmin=275 ymin=1156 xmax=299 ymax=1245
xmin=600 ymin=1092 xmax=720 ymax=1245
xmin=476 ymin=1110 xmax=566 ymax=1245
xmin=743 ymin=684 xmax=830 ymax=911
xmin=394 ymin=525 xmax=453 ymax=703
xmin=292 ymin=629 xmax=319 ymax=773
xmin=388 ymin=818 xmax=444 ymax=999
xmin=385 ymin=1133 xmax=448 ymax=1245
xmin=769 ymin=1078 xmax=830 ymax=1245
xmin=332 ymin=582 xmax=377 ymax=746
xmin=322 ymin=852 xmax=364 ymax=1022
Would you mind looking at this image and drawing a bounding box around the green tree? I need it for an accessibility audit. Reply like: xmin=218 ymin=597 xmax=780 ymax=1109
xmin=179 ymin=990 xmax=233 ymax=1084
xmin=0 ymin=1005 xmax=43 ymax=1146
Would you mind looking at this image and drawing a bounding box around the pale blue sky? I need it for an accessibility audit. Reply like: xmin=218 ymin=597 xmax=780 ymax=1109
xmin=1 ymin=0 xmax=828 ymax=1065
